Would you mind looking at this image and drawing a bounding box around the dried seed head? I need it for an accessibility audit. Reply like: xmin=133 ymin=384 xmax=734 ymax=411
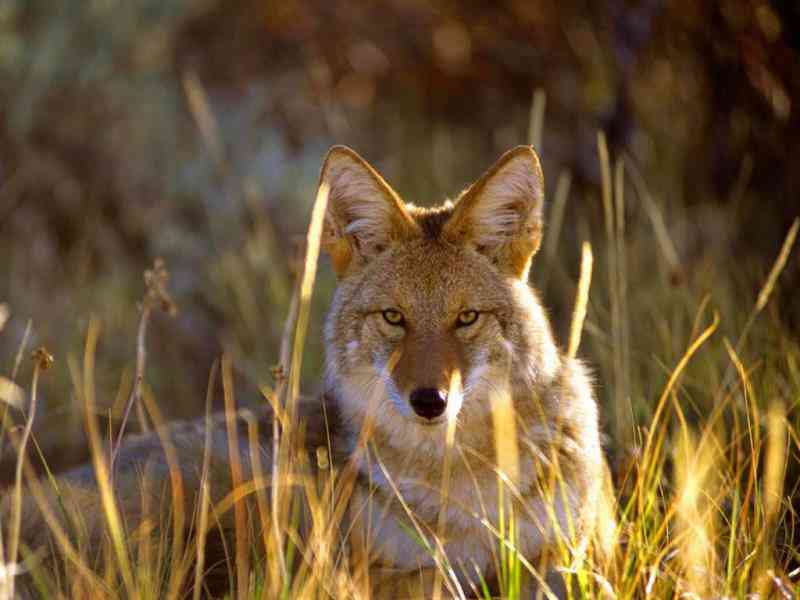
xmin=31 ymin=346 xmax=54 ymax=371
xmin=143 ymin=257 xmax=178 ymax=316
xmin=270 ymin=364 xmax=286 ymax=382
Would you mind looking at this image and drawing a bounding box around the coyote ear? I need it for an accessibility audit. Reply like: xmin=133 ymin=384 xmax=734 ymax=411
xmin=443 ymin=146 xmax=544 ymax=279
xmin=318 ymin=146 xmax=417 ymax=276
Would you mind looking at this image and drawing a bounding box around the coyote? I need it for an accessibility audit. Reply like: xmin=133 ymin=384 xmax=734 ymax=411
xmin=5 ymin=146 xmax=612 ymax=598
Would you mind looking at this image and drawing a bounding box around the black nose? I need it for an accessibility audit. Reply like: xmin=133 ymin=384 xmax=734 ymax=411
xmin=409 ymin=388 xmax=448 ymax=420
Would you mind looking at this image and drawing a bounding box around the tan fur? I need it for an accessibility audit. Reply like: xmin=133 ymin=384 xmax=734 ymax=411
xmin=322 ymin=145 xmax=610 ymax=596
xmin=3 ymin=146 xmax=613 ymax=599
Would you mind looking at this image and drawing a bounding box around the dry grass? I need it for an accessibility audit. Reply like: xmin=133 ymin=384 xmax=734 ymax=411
xmin=0 ymin=123 xmax=798 ymax=599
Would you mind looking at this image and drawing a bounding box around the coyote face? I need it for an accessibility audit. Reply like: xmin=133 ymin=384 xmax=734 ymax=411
xmin=321 ymin=146 xmax=560 ymax=454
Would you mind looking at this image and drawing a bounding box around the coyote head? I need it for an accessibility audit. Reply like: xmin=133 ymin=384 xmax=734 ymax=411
xmin=320 ymin=146 xmax=560 ymax=451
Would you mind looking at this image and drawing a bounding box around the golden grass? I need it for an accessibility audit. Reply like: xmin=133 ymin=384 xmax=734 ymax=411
xmin=0 ymin=133 xmax=798 ymax=600
xmin=567 ymin=242 xmax=593 ymax=359
xmin=192 ymin=361 xmax=217 ymax=600
xmin=528 ymin=88 xmax=547 ymax=152
xmin=83 ymin=318 xmax=137 ymax=597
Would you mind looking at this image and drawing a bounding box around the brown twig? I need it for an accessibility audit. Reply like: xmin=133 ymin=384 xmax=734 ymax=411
xmin=5 ymin=347 xmax=53 ymax=599
xmin=110 ymin=258 xmax=177 ymax=481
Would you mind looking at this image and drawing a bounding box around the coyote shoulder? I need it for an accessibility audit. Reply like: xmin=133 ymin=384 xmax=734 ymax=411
xmin=5 ymin=146 xmax=612 ymax=598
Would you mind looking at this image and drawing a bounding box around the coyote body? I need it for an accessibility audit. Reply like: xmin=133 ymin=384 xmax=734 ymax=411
xmin=5 ymin=146 xmax=611 ymax=598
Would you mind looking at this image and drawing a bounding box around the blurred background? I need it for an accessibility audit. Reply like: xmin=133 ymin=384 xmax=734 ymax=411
xmin=1 ymin=1 xmax=798 ymax=478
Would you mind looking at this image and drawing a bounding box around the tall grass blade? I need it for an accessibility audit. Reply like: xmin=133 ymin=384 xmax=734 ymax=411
xmin=528 ymin=88 xmax=546 ymax=150
xmin=81 ymin=318 xmax=137 ymax=597
xmin=222 ymin=355 xmax=249 ymax=599
xmin=567 ymin=242 xmax=593 ymax=359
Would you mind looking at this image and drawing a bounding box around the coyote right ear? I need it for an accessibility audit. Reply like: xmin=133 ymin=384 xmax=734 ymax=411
xmin=442 ymin=146 xmax=544 ymax=279
xmin=318 ymin=146 xmax=418 ymax=276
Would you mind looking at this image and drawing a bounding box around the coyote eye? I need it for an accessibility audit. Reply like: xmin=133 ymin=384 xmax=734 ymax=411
xmin=456 ymin=310 xmax=479 ymax=327
xmin=382 ymin=309 xmax=405 ymax=326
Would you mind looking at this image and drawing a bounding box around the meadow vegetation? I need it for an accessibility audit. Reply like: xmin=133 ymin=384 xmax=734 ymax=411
xmin=1 ymin=2 xmax=799 ymax=597
xmin=0 ymin=126 xmax=798 ymax=597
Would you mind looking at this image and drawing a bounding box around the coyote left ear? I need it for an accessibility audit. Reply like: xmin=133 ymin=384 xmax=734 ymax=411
xmin=443 ymin=146 xmax=544 ymax=279
xmin=318 ymin=146 xmax=417 ymax=277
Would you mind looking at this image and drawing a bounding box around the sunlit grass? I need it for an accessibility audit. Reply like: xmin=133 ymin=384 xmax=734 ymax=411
xmin=0 ymin=130 xmax=798 ymax=600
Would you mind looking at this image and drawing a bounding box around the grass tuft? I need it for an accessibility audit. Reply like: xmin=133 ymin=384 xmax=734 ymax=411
xmin=0 ymin=133 xmax=798 ymax=599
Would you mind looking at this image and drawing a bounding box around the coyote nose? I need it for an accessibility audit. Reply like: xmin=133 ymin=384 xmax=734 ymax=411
xmin=409 ymin=388 xmax=448 ymax=420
